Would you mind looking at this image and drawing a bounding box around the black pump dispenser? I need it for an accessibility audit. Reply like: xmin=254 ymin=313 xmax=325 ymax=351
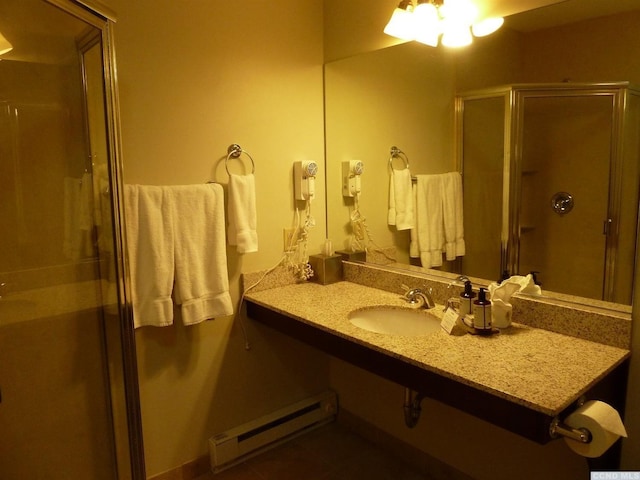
xmin=472 ymin=287 xmax=492 ymax=334
xmin=460 ymin=280 xmax=475 ymax=315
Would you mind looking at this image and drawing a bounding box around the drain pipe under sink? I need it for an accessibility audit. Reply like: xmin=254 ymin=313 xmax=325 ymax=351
xmin=404 ymin=388 xmax=426 ymax=428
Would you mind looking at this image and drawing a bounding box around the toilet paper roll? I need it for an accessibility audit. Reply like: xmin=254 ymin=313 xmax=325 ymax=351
xmin=563 ymin=400 xmax=627 ymax=457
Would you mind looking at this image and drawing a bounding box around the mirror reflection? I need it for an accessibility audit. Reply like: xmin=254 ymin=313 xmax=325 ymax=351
xmin=325 ymin=0 xmax=640 ymax=307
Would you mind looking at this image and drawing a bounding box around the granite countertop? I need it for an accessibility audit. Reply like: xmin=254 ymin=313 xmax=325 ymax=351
xmin=245 ymin=280 xmax=630 ymax=417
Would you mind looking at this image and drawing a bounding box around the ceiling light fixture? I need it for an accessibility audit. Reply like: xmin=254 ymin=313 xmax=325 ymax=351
xmin=0 ymin=31 xmax=13 ymax=56
xmin=384 ymin=0 xmax=504 ymax=48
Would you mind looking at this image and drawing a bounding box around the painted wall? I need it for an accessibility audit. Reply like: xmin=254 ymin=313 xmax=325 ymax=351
xmin=99 ymin=0 xmax=640 ymax=476
xmin=324 ymin=42 xmax=456 ymax=259
xmin=103 ymin=0 xmax=329 ymax=476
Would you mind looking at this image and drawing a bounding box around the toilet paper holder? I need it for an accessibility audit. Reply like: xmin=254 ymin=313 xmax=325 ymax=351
xmin=549 ymin=396 xmax=592 ymax=444
xmin=549 ymin=418 xmax=592 ymax=444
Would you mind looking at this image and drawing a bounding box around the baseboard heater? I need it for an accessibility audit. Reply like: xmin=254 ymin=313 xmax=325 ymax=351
xmin=209 ymin=390 xmax=338 ymax=472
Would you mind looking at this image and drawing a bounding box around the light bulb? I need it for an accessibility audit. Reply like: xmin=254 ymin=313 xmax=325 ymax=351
xmin=440 ymin=0 xmax=478 ymax=25
xmin=441 ymin=20 xmax=472 ymax=47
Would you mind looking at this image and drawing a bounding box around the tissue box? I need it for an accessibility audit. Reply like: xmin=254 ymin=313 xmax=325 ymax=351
xmin=309 ymin=254 xmax=343 ymax=285
xmin=335 ymin=250 xmax=366 ymax=262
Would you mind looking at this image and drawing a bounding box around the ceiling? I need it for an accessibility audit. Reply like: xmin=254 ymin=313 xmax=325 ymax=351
xmin=503 ymin=0 xmax=640 ymax=32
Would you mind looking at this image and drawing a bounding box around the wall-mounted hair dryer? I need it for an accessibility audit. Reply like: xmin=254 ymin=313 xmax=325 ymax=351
xmin=342 ymin=160 xmax=364 ymax=197
xmin=294 ymin=160 xmax=318 ymax=200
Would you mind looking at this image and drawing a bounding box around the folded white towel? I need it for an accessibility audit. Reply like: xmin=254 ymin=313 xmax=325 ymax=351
xmin=387 ymin=168 xmax=414 ymax=230
xmin=228 ymin=173 xmax=258 ymax=253
xmin=124 ymin=184 xmax=174 ymax=328
xmin=124 ymin=184 xmax=233 ymax=328
xmin=415 ymin=175 xmax=444 ymax=267
xmin=442 ymin=172 xmax=465 ymax=260
xmin=170 ymin=184 xmax=234 ymax=325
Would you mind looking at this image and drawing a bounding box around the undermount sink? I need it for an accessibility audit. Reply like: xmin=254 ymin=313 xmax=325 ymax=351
xmin=348 ymin=306 xmax=442 ymax=336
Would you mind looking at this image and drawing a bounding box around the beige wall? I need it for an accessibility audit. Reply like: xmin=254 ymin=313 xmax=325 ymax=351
xmin=100 ymin=0 xmax=640 ymax=477
xmin=104 ymin=0 xmax=329 ymax=476
xmin=325 ymin=42 xmax=456 ymax=259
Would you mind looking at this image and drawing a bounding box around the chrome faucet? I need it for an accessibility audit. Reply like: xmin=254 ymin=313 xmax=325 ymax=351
xmin=403 ymin=286 xmax=436 ymax=309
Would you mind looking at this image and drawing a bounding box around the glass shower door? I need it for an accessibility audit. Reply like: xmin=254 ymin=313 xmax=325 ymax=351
xmin=0 ymin=0 xmax=142 ymax=478
xmin=516 ymin=93 xmax=614 ymax=300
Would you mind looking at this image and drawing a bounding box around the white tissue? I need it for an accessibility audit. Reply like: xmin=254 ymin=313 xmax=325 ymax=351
xmin=563 ymin=400 xmax=627 ymax=458
xmin=488 ymin=274 xmax=541 ymax=328
xmin=491 ymin=298 xmax=512 ymax=328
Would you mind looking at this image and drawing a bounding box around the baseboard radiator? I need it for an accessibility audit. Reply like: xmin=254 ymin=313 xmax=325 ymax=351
xmin=209 ymin=390 xmax=338 ymax=472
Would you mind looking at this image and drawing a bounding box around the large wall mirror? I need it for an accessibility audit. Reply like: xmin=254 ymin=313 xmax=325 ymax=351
xmin=325 ymin=0 xmax=640 ymax=310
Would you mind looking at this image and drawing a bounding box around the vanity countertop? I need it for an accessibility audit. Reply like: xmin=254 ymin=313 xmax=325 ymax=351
xmin=245 ymin=280 xmax=630 ymax=417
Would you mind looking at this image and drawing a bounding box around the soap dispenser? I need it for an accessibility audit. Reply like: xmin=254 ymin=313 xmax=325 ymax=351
xmin=460 ymin=280 xmax=475 ymax=315
xmin=472 ymin=287 xmax=492 ymax=335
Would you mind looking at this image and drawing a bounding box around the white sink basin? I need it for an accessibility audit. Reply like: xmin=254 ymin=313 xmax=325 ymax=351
xmin=348 ymin=306 xmax=442 ymax=336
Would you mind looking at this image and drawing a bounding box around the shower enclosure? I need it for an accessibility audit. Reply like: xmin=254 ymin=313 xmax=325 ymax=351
xmin=457 ymin=83 xmax=640 ymax=304
xmin=0 ymin=0 xmax=143 ymax=479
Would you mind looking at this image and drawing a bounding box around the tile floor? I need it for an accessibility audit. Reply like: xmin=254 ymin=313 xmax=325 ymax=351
xmin=194 ymin=421 xmax=429 ymax=480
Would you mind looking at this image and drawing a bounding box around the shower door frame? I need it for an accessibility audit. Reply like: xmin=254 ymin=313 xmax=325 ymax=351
xmin=44 ymin=0 xmax=146 ymax=478
xmin=511 ymin=83 xmax=632 ymax=302
xmin=457 ymin=82 xmax=637 ymax=302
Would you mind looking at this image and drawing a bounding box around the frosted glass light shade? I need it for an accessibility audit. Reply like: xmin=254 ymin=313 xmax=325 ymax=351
xmin=441 ymin=21 xmax=472 ymax=47
xmin=384 ymin=4 xmax=416 ymax=41
xmin=471 ymin=17 xmax=504 ymax=37
xmin=0 ymin=31 xmax=13 ymax=56
xmin=413 ymin=2 xmax=440 ymax=47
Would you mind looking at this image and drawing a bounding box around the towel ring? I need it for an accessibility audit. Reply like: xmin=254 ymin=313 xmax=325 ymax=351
xmin=225 ymin=143 xmax=256 ymax=175
xmin=389 ymin=146 xmax=409 ymax=171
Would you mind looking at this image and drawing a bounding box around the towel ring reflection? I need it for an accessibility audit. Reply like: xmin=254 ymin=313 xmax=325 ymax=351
xmin=225 ymin=144 xmax=255 ymax=175
xmin=389 ymin=146 xmax=409 ymax=171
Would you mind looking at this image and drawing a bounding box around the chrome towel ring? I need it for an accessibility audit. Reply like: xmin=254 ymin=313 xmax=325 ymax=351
xmin=389 ymin=146 xmax=409 ymax=171
xmin=225 ymin=143 xmax=256 ymax=175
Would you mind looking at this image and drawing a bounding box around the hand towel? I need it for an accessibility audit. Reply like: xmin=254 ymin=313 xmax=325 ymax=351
xmin=124 ymin=184 xmax=175 ymax=328
xmin=170 ymin=184 xmax=234 ymax=325
xmin=409 ymin=183 xmax=419 ymax=258
xmin=415 ymin=174 xmax=444 ymax=267
xmin=442 ymin=172 xmax=465 ymax=260
xmin=227 ymin=173 xmax=258 ymax=253
xmin=387 ymin=168 xmax=414 ymax=230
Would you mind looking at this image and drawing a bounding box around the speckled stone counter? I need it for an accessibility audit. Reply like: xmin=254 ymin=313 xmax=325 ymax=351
xmin=245 ymin=280 xmax=629 ymax=418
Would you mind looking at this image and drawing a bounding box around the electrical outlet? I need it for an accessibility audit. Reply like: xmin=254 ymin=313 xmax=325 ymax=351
xmin=283 ymin=228 xmax=299 ymax=251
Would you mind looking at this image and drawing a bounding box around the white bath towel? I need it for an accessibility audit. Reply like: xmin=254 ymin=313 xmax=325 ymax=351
xmin=124 ymin=184 xmax=233 ymax=328
xmin=442 ymin=172 xmax=465 ymax=260
xmin=227 ymin=173 xmax=258 ymax=253
xmin=415 ymin=175 xmax=445 ymax=267
xmin=169 ymin=184 xmax=234 ymax=325
xmin=387 ymin=168 xmax=414 ymax=230
xmin=413 ymin=173 xmax=465 ymax=268
xmin=124 ymin=184 xmax=175 ymax=328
